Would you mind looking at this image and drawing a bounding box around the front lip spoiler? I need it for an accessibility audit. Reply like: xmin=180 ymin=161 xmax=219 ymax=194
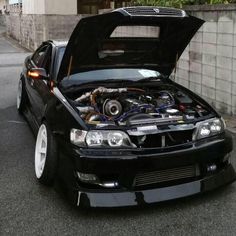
xmin=77 ymin=164 xmax=236 ymax=208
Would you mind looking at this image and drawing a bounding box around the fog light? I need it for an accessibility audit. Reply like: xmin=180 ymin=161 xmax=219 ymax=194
xmin=207 ymin=164 xmax=217 ymax=172
xmin=99 ymin=181 xmax=119 ymax=188
xmin=77 ymin=172 xmax=99 ymax=183
xmin=77 ymin=172 xmax=119 ymax=188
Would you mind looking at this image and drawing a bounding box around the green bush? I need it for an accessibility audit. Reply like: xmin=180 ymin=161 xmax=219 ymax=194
xmin=131 ymin=0 xmax=236 ymax=8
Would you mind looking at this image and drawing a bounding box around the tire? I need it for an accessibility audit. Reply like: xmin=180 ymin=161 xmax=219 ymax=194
xmin=17 ymin=78 xmax=26 ymax=114
xmin=35 ymin=121 xmax=58 ymax=186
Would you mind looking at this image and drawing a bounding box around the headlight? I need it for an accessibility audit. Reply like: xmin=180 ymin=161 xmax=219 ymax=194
xmin=194 ymin=118 xmax=225 ymax=140
xmin=70 ymin=129 xmax=135 ymax=148
xmin=86 ymin=131 xmax=103 ymax=146
xmin=70 ymin=129 xmax=87 ymax=146
xmin=107 ymin=132 xmax=124 ymax=147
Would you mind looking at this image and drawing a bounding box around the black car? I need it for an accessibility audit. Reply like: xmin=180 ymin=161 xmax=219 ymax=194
xmin=17 ymin=7 xmax=236 ymax=207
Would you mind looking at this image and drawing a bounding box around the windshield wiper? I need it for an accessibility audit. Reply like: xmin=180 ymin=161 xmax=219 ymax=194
xmin=61 ymin=76 xmax=167 ymax=93
xmin=137 ymin=76 xmax=163 ymax=83
xmin=61 ymin=79 xmax=134 ymax=92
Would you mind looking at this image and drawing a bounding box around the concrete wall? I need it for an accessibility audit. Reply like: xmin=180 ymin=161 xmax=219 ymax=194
xmin=0 ymin=15 xmax=6 ymax=25
xmin=175 ymin=4 xmax=236 ymax=115
xmin=5 ymin=14 xmax=83 ymax=50
xmin=22 ymin=0 xmax=77 ymax=15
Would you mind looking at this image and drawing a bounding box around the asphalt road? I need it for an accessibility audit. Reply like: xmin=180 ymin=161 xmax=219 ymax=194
xmin=1 ymin=26 xmax=236 ymax=236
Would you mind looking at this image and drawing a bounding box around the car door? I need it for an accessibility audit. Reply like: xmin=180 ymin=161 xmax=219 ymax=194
xmin=25 ymin=44 xmax=53 ymax=126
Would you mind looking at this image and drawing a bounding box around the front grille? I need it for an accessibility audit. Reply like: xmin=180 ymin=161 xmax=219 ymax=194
xmin=124 ymin=7 xmax=185 ymax=17
xmin=130 ymin=130 xmax=193 ymax=148
xmin=134 ymin=165 xmax=199 ymax=187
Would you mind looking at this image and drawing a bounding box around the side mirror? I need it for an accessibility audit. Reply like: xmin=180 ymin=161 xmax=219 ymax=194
xmin=28 ymin=68 xmax=49 ymax=80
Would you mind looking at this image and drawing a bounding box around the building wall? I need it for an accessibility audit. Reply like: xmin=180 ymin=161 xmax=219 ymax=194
xmin=22 ymin=0 xmax=77 ymax=15
xmin=0 ymin=0 xmax=7 ymax=14
xmin=175 ymin=4 xmax=236 ymax=115
xmin=22 ymin=0 xmax=131 ymax=15
xmin=9 ymin=0 xmax=21 ymax=4
xmin=22 ymin=0 xmax=45 ymax=14
xmin=45 ymin=0 xmax=77 ymax=15
xmin=5 ymin=14 xmax=82 ymax=49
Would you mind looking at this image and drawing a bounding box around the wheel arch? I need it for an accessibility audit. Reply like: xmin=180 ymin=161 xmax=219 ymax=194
xmin=19 ymin=75 xmax=30 ymax=105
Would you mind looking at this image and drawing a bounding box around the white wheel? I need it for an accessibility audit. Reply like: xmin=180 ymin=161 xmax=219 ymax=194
xmin=17 ymin=79 xmax=22 ymax=110
xmin=35 ymin=124 xmax=48 ymax=179
xmin=34 ymin=121 xmax=58 ymax=185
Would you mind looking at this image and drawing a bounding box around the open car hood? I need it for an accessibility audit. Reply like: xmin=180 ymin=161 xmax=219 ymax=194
xmin=58 ymin=7 xmax=204 ymax=81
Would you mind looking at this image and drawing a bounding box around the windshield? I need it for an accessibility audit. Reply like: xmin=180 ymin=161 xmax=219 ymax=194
xmin=60 ymin=68 xmax=162 ymax=87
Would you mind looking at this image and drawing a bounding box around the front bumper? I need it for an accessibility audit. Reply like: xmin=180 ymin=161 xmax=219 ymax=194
xmin=57 ymin=132 xmax=235 ymax=207
xmin=77 ymin=163 xmax=236 ymax=207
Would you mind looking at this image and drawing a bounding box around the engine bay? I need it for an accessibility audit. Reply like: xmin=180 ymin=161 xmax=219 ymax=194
xmin=71 ymin=85 xmax=211 ymax=127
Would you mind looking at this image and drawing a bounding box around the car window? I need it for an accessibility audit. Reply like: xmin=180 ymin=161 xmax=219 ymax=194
xmin=43 ymin=46 xmax=52 ymax=75
xmin=32 ymin=45 xmax=48 ymax=67
xmin=56 ymin=47 xmax=65 ymax=76
xmin=31 ymin=45 xmax=52 ymax=75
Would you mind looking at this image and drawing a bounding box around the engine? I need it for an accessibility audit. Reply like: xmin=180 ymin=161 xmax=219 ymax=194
xmin=74 ymin=86 xmax=209 ymax=126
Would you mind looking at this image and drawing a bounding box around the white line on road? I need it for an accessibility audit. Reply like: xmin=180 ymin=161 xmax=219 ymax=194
xmin=0 ymin=120 xmax=27 ymax=125
xmin=0 ymin=64 xmax=23 ymax=68
xmin=7 ymin=120 xmax=27 ymax=124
